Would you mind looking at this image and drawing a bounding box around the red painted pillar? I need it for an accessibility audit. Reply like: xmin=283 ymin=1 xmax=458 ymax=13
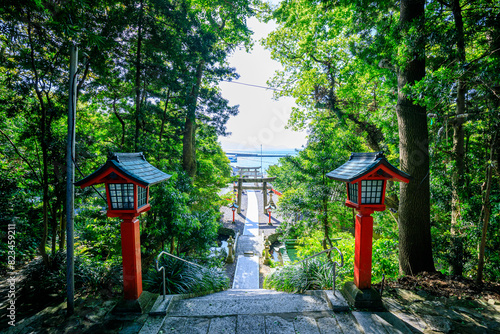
xmin=354 ymin=210 xmax=374 ymax=289
xmin=268 ymin=212 xmax=271 ymax=224
xmin=121 ymin=218 xmax=142 ymax=300
xmin=232 ymin=210 xmax=235 ymax=223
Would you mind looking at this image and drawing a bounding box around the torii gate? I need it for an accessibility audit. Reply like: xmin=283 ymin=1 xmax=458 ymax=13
xmin=237 ymin=166 xmax=261 ymax=179
xmin=235 ymin=177 xmax=277 ymax=214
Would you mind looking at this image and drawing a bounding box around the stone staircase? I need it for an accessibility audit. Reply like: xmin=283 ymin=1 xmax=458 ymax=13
xmin=140 ymin=289 xmax=416 ymax=334
xmin=138 ymin=191 xmax=418 ymax=333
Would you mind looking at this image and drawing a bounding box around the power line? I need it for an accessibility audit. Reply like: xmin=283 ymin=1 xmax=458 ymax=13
xmin=221 ymin=80 xmax=283 ymax=91
xmin=221 ymin=80 xmax=315 ymax=98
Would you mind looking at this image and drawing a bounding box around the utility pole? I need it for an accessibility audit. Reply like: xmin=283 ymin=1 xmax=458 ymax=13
xmin=66 ymin=46 xmax=78 ymax=315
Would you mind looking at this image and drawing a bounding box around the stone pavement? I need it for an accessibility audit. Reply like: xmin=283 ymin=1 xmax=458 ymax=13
xmin=140 ymin=288 xmax=428 ymax=334
xmin=233 ymin=190 xmax=262 ymax=289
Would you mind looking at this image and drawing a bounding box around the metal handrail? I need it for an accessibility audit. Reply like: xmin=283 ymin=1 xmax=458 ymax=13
xmin=295 ymin=247 xmax=344 ymax=267
xmin=293 ymin=247 xmax=344 ymax=294
xmin=156 ymin=251 xmax=205 ymax=300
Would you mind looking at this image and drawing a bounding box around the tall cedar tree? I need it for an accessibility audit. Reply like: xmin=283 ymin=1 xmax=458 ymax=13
xmin=396 ymin=0 xmax=436 ymax=274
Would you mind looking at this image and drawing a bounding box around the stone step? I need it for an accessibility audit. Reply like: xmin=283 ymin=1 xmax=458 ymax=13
xmin=163 ymin=290 xmax=348 ymax=318
xmin=154 ymin=314 xmax=358 ymax=334
xmin=232 ymin=255 xmax=259 ymax=289
xmin=141 ymin=312 xmax=385 ymax=334
xmin=142 ymin=312 xmax=416 ymax=334
xmin=235 ymin=233 xmax=263 ymax=255
xmin=191 ymin=289 xmax=289 ymax=300
xmin=141 ymin=290 xmax=417 ymax=334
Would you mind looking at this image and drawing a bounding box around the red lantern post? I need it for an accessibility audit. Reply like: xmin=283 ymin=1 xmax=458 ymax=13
xmin=265 ymin=190 xmax=276 ymax=226
xmin=327 ymin=152 xmax=411 ymax=309
xmin=229 ymin=202 xmax=238 ymax=223
xmin=75 ymin=153 xmax=171 ymax=305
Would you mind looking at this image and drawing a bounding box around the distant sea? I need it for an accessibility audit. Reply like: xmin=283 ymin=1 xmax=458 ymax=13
xmin=227 ymin=148 xmax=299 ymax=176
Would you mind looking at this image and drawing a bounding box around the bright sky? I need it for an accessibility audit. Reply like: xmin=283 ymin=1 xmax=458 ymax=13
xmin=218 ymin=15 xmax=307 ymax=151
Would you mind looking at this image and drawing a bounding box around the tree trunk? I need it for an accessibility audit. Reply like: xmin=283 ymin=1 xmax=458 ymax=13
xmin=51 ymin=206 xmax=57 ymax=255
xmin=322 ymin=195 xmax=333 ymax=250
xmin=112 ymin=97 xmax=126 ymax=148
xmin=396 ymin=0 xmax=436 ymax=275
xmin=182 ymin=61 xmax=204 ymax=178
xmin=134 ymin=0 xmax=144 ymax=152
xmin=59 ymin=209 xmax=65 ymax=251
xmin=449 ymin=0 xmax=466 ymax=276
xmin=159 ymin=89 xmax=171 ymax=144
xmin=476 ymin=134 xmax=495 ymax=283
xmin=28 ymin=11 xmax=50 ymax=267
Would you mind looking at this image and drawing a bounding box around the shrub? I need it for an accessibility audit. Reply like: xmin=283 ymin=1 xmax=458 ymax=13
xmin=20 ymin=252 xmax=121 ymax=298
xmin=264 ymin=264 xmax=308 ymax=293
xmin=217 ymin=226 xmax=235 ymax=238
xmin=372 ymin=238 xmax=399 ymax=282
xmin=144 ymin=255 xmax=229 ymax=295
xmin=264 ymin=258 xmax=337 ymax=293
xmin=265 ymin=230 xmax=398 ymax=292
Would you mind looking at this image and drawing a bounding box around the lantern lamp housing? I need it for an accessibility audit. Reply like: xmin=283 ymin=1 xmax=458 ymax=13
xmin=75 ymin=152 xmax=171 ymax=219
xmin=327 ymin=152 xmax=411 ymax=212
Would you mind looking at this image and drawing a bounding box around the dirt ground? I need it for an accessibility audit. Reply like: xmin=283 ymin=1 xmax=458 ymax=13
xmin=375 ymin=271 xmax=500 ymax=302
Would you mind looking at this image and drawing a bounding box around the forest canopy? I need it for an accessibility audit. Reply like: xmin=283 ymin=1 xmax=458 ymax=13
xmin=263 ymin=0 xmax=500 ymax=282
xmin=0 ymin=0 xmax=255 ymax=276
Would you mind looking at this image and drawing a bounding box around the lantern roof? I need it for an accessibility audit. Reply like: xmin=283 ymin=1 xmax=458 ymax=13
xmin=326 ymin=152 xmax=411 ymax=183
xmin=75 ymin=152 xmax=171 ymax=188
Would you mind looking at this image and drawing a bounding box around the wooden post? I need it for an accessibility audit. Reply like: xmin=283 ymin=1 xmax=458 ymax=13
xmin=66 ymin=45 xmax=78 ymax=315
xmin=354 ymin=210 xmax=374 ymax=289
xmin=121 ymin=218 xmax=143 ymax=300
xmin=237 ymin=179 xmax=242 ymax=214
xmin=263 ymin=181 xmax=268 ymax=214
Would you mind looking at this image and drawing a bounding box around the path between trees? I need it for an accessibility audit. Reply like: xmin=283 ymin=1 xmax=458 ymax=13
xmin=233 ymin=190 xmax=262 ymax=289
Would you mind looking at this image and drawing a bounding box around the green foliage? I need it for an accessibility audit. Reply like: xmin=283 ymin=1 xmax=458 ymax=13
xmin=264 ymin=258 xmax=339 ymax=293
xmin=75 ymin=207 xmax=121 ymax=260
xmin=295 ymin=231 xmax=355 ymax=285
xmin=265 ymin=230 xmax=398 ymax=292
xmin=217 ymin=226 xmax=235 ymax=238
xmin=371 ymin=238 xmax=399 ymax=282
xmin=143 ymin=172 xmax=222 ymax=257
xmin=263 ymin=264 xmax=308 ymax=293
xmin=263 ymin=0 xmax=500 ymax=282
xmin=0 ymin=1 xmax=253 ymax=309
xmin=21 ymin=252 xmax=121 ymax=298
xmin=269 ymin=117 xmax=364 ymax=248
xmin=144 ymin=255 xmax=229 ymax=295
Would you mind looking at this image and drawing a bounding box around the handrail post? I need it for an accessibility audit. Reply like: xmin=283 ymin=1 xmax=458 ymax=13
xmin=162 ymin=268 xmax=166 ymax=301
xmin=156 ymin=250 xmax=208 ymax=300
xmin=333 ymin=262 xmax=337 ymax=296
xmin=293 ymin=246 xmax=344 ymax=293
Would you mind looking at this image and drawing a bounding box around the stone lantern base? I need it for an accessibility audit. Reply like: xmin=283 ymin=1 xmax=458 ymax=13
xmin=112 ymin=291 xmax=157 ymax=314
xmin=342 ymin=281 xmax=385 ymax=311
